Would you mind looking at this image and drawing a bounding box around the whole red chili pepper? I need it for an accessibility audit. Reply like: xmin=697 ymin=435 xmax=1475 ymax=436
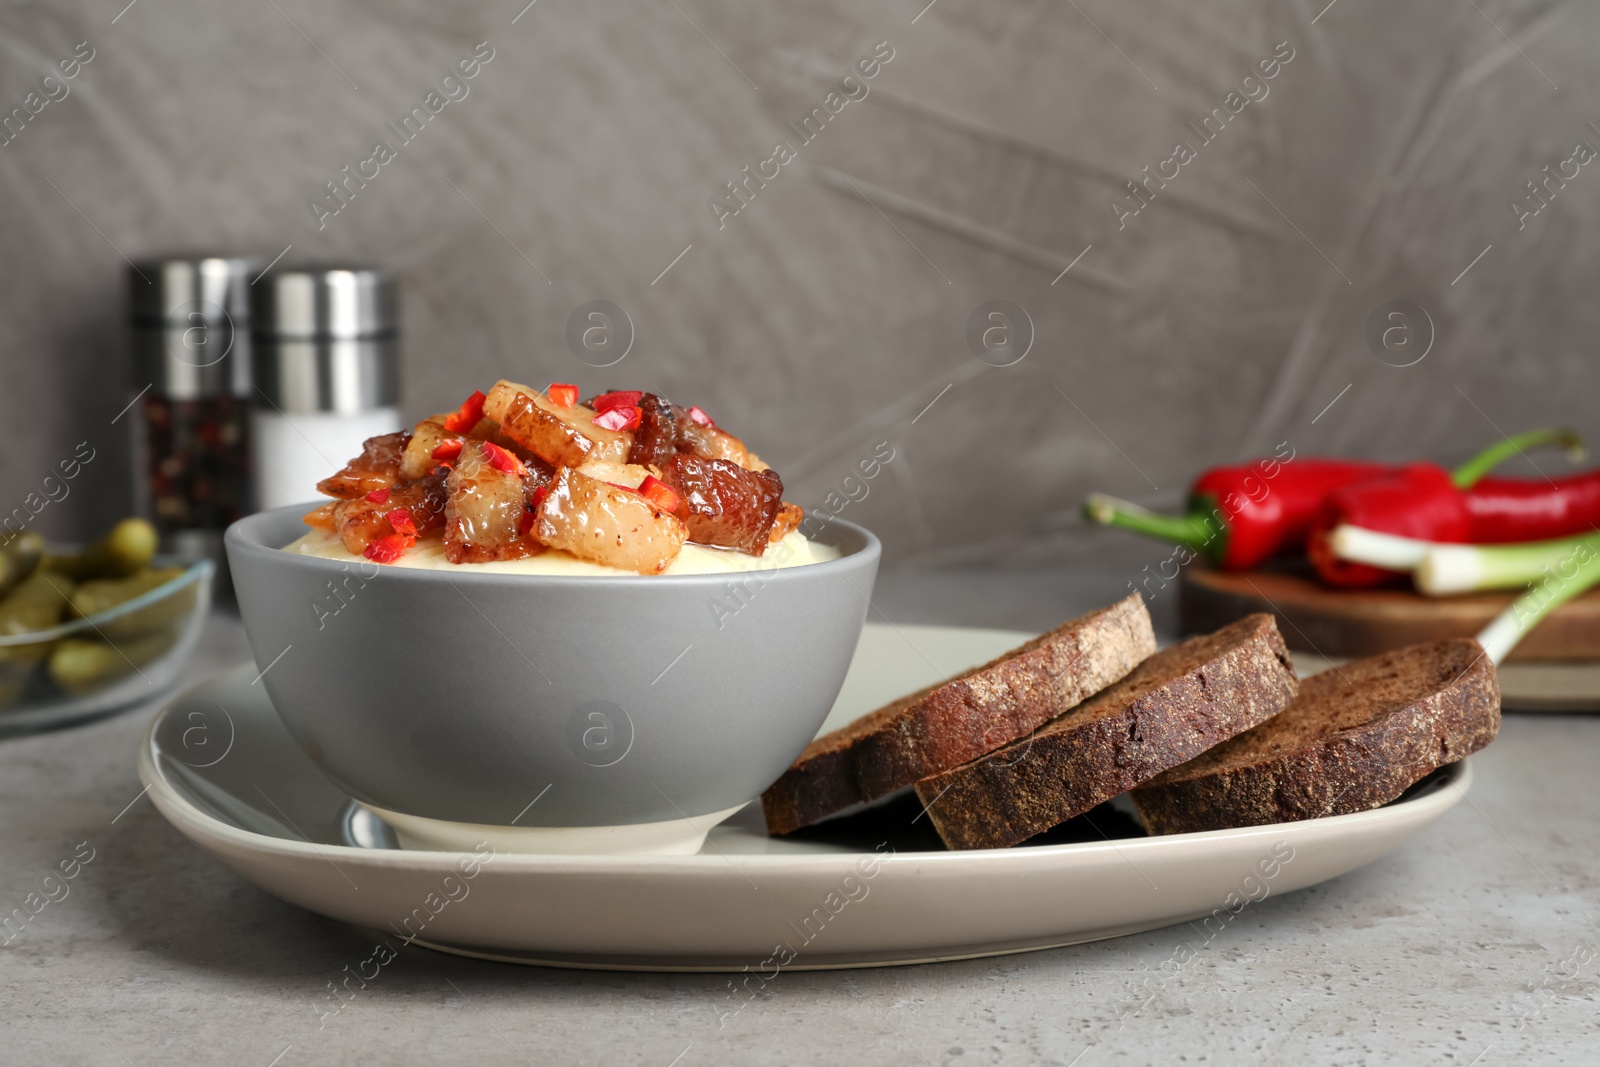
xmin=1086 ymin=430 xmax=1580 ymax=572
xmin=1464 ymin=473 xmax=1600 ymax=542
xmin=1086 ymin=450 xmax=1389 ymax=570
xmin=1307 ymin=464 xmax=1468 ymax=587
xmin=1309 ymin=429 xmax=1588 ymax=587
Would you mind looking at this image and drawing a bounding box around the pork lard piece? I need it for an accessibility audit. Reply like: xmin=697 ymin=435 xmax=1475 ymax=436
xmin=664 ymin=454 xmax=783 ymax=556
xmin=400 ymin=419 xmax=455 ymax=481
xmin=535 ymin=466 xmax=687 ymax=574
xmin=316 ymin=431 xmax=411 ymax=499
xmin=492 ymin=389 xmax=595 ymax=468
xmin=331 ymin=473 xmax=448 ymax=554
xmin=400 ymin=416 xmax=498 ymax=480
xmin=444 ymin=442 xmax=539 ymax=563
xmin=484 ymin=380 xmax=631 ymax=468
xmin=678 ymin=421 xmax=767 ymax=471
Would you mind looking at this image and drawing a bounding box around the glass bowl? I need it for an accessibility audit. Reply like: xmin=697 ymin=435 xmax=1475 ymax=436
xmin=0 ymin=556 xmax=214 ymax=735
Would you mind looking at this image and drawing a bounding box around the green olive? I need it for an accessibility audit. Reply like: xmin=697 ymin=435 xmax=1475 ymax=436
xmin=0 ymin=531 xmax=45 ymax=599
xmin=0 ymin=570 xmax=75 ymax=693
xmin=47 ymin=630 xmax=176 ymax=696
xmin=70 ymin=567 xmax=189 ymax=639
xmin=47 ymin=518 xmax=158 ymax=581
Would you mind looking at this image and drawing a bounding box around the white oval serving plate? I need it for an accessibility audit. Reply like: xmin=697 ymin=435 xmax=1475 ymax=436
xmin=140 ymin=623 xmax=1471 ymax=971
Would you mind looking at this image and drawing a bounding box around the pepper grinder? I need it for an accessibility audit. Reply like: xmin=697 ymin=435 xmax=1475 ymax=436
xmin=250 ymin=266 xmax=402 ymax=510
xmin=127 ymin=256 xmax=259 ymax=585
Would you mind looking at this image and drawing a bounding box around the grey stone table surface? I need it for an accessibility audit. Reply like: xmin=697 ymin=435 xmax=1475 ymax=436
xmin=3 ymin=568 xmax=1597 ymax=1066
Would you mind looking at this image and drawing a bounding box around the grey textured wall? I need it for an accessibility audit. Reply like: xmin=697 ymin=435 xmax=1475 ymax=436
xmin=2 ymin=0 xmax=1596 ymax=567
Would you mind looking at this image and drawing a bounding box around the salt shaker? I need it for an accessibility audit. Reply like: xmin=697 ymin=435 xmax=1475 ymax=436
xmin=249 ymin=266 xmax=402 ymax=510
xmin=127 ymin=256 xmax=258 ymax=573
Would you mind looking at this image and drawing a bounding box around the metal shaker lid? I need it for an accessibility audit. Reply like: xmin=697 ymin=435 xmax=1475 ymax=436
xmin=250 ymin=266 xmax=400 ymax=414
xmin=251 ymin=265 xmax=397 ymax=339
xmin=128 ymin=255 xmax=259 ymax=325
xmin=127 ymin=256 xmax=260 ymax=399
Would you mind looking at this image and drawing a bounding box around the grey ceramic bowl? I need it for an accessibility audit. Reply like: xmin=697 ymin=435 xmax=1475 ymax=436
xmin=224 ymin=505 xmax=879 ymax=828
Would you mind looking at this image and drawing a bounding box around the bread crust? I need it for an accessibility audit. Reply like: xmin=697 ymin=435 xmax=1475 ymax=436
xmin=1131 ymin=638 xmax=1500 ymax=835
xmin=913 ymin=614 xmax=1297 ymax=850
xmin=760 ymin=593 xmax=1156 ymax=835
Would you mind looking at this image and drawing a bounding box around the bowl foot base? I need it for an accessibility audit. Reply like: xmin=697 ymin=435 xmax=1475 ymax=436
xmin=358 ymin=800 xmax=750 ymax=855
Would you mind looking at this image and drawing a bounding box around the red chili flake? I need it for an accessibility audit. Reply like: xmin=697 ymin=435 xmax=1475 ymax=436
xmin=686 ymin=405 xmax=715 ymax=427
xmin=442 ymin=390 xmax=488 ymax=434
xmin=431 ymin=439 xmax=464 ymax=463
xmin=638 ymin=475 xmax=682 ymax=514
xmin=593 ymin=405 xmax=642 ymax=432
xmin=365 ymin=487 xmax=391 ymax=504
xmin=363 ymin=534 xmax=409 ymax=564
xmin=547 ymin=383 xmax=579 ymax=409
xmin=531 ymin=485 xmax=549 ymax=511
xmin=387 ymin=509 xmax=417 ymax=537
xmin=482 ymin=440 xmax=527 ymax=476
xmin=605 ymin=481 xmax=640 ymax=494
xmin=591 ymin=390 xmax=644 ymax=415
xmin=518 ymin=504 xmax=537 ymax=536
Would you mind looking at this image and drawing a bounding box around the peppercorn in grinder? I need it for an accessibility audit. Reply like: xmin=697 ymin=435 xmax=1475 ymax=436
xmin=127 ymin=256 xmax=259 ymax=593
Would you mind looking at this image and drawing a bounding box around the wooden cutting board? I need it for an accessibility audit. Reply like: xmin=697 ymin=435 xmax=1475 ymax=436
xmin=1179 ymin=565 xmax=1600 ymax=663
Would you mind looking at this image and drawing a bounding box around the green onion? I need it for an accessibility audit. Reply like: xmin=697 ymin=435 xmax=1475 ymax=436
xmin=1419 ymin=533 xmax=1600 ymax=595
xmin=1477 ymin=537 xmax=1600 ymax=663
xmin=1327 ymin=524 xmax=1434 ymax=571
xmin=1329 ymin=525 xmax=1600 ymax=595
xmin=1449 ymin=427 xmax=1586 ymax=488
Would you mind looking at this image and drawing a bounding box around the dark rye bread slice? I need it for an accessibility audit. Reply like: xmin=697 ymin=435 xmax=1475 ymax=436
xmin=1131 ymin=638 xmax=1500 ymax=835
xmin=913 ymin=614 xmax=1297 ymax=850
xmin=761 ymin=593 xmax=1156 ymax=835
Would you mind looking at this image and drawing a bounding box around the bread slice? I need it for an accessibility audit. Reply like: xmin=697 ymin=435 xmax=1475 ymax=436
xmin=1131 ymin=638 xmax=1499 ymax=834
xmin=913 ymin=614 xmax=1297 ymax=850
xmin=761 ymin=593 xmax=1157 ymax=835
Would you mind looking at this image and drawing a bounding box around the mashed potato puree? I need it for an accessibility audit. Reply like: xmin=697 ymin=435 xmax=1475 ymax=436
xmin=284 ymin=528 xmax=838 ymax=577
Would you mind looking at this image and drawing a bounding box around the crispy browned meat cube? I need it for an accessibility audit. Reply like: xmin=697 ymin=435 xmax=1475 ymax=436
xmin=331 ymin=474 xmax=447 ymax=554
xmin=316 ymin=431 xmax=411 ymax=499
xmin=768 ymin=502 xmax=804 ymax=543
xmin=629 ymin=394 xmax=766 ymax=472
xmin=331 ymin=501 xmax=396 ymax=555
xmin=303 ymin=501 xmax=338 ymax=531
xmin=627 ymin=394 xmax=681 ymax=469
xmin=663 ymin=454 xmax=783 ymax=556
xmin=535 ymin=466 xmax=687 ymax=574
xmin=444 ymin=442 xmax=537 ymax=563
